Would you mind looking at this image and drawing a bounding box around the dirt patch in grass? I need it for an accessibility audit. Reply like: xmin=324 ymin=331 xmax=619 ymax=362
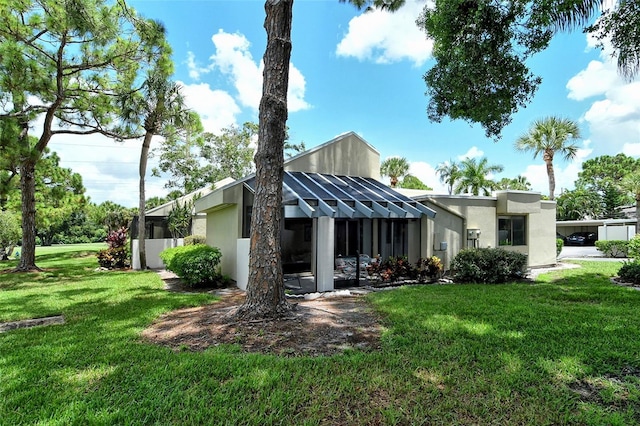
xmin=142 ymin=278 xmax=384 ymax=357
xmin=569 ymin=366 xmax=640 ymax=419
xmin=0 ymin=315 xmax=65 ymax=333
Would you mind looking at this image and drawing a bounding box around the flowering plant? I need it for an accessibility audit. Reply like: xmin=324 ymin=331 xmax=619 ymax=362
xmin=416 ymin=255 xmax=443 ymax=281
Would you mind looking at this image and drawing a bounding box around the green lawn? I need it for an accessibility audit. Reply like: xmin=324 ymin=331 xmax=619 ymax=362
xmin=1 ymin=247 xmax=639 ymax=425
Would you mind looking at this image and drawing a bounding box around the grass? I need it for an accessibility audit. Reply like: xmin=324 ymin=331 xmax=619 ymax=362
xmin=1 ymin=248 xmax=639 ymax=425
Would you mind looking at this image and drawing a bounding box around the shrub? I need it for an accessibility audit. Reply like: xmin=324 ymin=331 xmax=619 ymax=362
xmin=556 ymin=238 xmax=564 ymax=256
xmin=184 ymin=235 xmax=207 ymax=246
xmin=595 ymin=240 xmax=629 ymax=258
xmin=367 ymin=256 xmax=416 ymax=283
xmin=167 ymin=200 xmax=192 ymax=238
xmin=97 ymin=227 xmax=130 ymax=269
xmin=159 ymin=244 xmax=223 ymax=287
xmin=618 ymin=259 xmax=640 ymax=284
xmin=627 ymin=234 xmax=640 ymax=259
xmin=415 ymin=256 xmax=443 ymax=282
xmin=451 ymin=248 xmax=527 ymax=284
xmin=0 ymin=211 xmax=21 ymax=261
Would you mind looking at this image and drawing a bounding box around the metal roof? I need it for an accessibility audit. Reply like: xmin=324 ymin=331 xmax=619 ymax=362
xmin=245 ymin=171 xmax=436 ymax=219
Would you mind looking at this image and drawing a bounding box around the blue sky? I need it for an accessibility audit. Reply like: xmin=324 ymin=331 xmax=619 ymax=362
xmin=48 ymin=0 xmax=640 ymax=207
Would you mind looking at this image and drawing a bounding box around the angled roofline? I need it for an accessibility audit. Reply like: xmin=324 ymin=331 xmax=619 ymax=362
xmin=146 ymin=177 xmax=234 ymax=216
xmin=283 ymin=131 xmax=379 ymax=166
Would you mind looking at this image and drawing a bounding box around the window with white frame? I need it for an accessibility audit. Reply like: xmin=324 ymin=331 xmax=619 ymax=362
xmin=498 ymin=215 xmax=526 ymax=246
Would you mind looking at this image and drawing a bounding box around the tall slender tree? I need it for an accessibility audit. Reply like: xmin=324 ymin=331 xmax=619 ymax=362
xmin=380 ymin=156 xmax=410 ymax=188
xmin=515 ymin=116 xmax=581 ymax=200
xmin=234 ymin=0 xmax=294 ymax=319
xmin=235 ymin=0 xmax=406 ymax=320
xmin=455 ymin=157 xmax=504 ymax=196
xmin=119 ymin=63 xmax=195 ymax=270
xmin=436 ymin=160 xmax=461 ymax=195
xmin=0 ymin=0 xmax=165 ymax=271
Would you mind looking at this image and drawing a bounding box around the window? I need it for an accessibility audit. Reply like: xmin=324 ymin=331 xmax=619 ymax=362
xmin=243 ymin=206 xmax=252 ymax=238
xmin=498 ymin=216 xmax=526 ymax=246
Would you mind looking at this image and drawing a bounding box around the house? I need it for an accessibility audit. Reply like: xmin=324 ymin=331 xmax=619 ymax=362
xmin=409 ymin=192 xmax=557 ymax=268
xmin=194 ymin=132 xmax=557 ymax=292
xmin=131 ymin=177 xmax=234 ymax=270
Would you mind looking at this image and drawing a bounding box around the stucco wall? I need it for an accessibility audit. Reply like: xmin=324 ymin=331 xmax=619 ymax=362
xmin=527 ymin=201 xmax=557 ymax=267
xmin=206 ymin=206 xmax=240 ymax=281
xmin=433 ymin=197 xmax=497 ymax=249
xmin=420 ymin=194 xmax=556 ymax=268
xmin=496 ymin=191 xmax=541 ymax=214
xmin=419 ymin=203 xmax=465 ymax=271
xmin=284 ymin=132 xmax=380 ymax=179
xmin=236 ymin=238 xmax=250 ymax=290
xmin=131 ymin=238 xmax=183 ymax=270
xmin=191 ymin=214 xmax=207 ymax=236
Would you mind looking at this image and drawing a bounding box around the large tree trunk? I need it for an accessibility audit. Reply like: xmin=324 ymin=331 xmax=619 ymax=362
xmin=16 ymin=158 xmax=40 ymax=272
xmin=138 ymin=132 xmax=153 ymax=270
xmin=235 ymin=0 xmax=294 ymax=320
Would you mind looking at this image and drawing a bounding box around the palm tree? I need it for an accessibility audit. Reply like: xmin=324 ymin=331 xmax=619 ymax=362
xmin=497 ymin=175 xmax=532 ymax=191
xmin=621 ymin=172 xmax=640 ymax=234
xmin=515 ymin=116 xmax=581 ymax=200
xmin=380 ymin=157 xmax=410 ymax=188
xmin=455 ymin=157 xmax=504 ymax=196
xmin=120 ymin=69 xmax=195 ymax=270
xmin=436 ymin=160 xmax=461 ymax=195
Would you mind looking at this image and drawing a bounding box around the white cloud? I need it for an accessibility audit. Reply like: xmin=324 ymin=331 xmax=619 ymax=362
xmin=458 ymin=146 xmax=484 ymax=160
xmin=198 ymin=29 xmax=309 ymax=112
xmin=287 ymin=65 xmax=310 ymax=113
xmin=209 ymin=30 xmax=262 ymax=109
xmin=623 ymin=142 xmax=640 ymax=157
xmin=567 ymin=36 xmax=640 ymax=157
xmin=409 ymin=161 xmax=447 ymax=193
xmin=566 ymin=60 xmax=619 ymax=101
xmin=185 ymin=51 xmax=212 ymax=81
xmin=336 ymin=0 xmax=433 ymax=66
xmin=179 ymin=81 xmax=241 ymax=134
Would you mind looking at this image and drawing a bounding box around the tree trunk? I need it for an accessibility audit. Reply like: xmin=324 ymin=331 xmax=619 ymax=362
xmin=235 ymin=0 xmax=294 ymax=320
xmin=138 ymin=132 xmax=153 ymax=270
xmin=16 ymin=158 xmax=40 ymax=272
xmin=544 ymin=154 xmax=555 ymax=200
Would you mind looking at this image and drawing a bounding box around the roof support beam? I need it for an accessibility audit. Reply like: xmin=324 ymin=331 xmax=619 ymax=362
xmin=296 ymin=198 xmax=315 ymax=217
xmin=387 ymin=202 xmax=407 ymax=217
xmin=400 ymin=202 xmax=422 ymax=218
xmin=414 ymin=202 xmax=437 ymax=218
xmin=284 ymin=181 xmax=316 ymax=218
xmin=371 ymin=202 xmax=390 ymax=217
xmin=335 ymin=199 xmax=356 ymax=218
xmin=317 ymin=199 xmax=336 ymax=217
xmin=352 ymin=200 xmax=374 ymax=218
